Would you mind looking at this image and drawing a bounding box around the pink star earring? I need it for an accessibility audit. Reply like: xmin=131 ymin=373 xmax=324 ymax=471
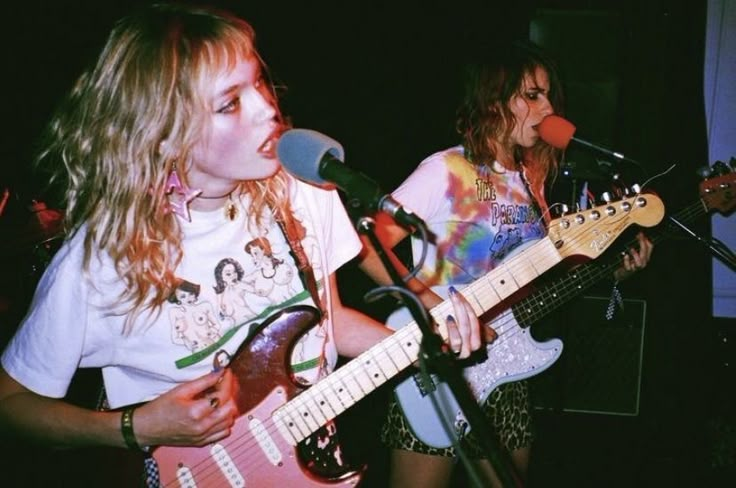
xmin=164 ymin=170 xmax=202 ymax=221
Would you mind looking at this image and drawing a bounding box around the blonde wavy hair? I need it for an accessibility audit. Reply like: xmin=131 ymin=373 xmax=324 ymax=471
xmin=456 ymin=40 xmax=564 ymax=213
xmin=36 ymin=3 xmax=292 ymax=332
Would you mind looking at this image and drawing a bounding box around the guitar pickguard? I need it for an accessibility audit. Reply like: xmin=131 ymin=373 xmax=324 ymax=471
xmin=394 ymin=309 xmax=562 ymax=448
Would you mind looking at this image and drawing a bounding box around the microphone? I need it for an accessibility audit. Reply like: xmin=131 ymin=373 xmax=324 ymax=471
xmin=276 ymin=128 xmax=424 ymax=229
xmin=538 ymin=115 xmax=639 ymax=164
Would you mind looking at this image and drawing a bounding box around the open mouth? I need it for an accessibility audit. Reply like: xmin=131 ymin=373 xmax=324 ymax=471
xmin=258 ymin=127 xmax=284 ymax=158
xmin=258 ymin=137 xmax=276 ymax=157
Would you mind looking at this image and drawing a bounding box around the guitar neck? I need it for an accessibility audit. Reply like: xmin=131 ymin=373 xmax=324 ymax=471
xmin=512 ymin=200 xmax=706 ymax=326
xmin=271 ymin=236 xmax=563 ymax=445
xmin=428 ymin=237 xmax=564 ymax=329
xmin=272 ymin=317 xmax=420 ymax=445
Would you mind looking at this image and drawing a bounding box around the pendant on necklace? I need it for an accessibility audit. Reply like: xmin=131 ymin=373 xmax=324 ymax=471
xmin=224 ymin=197 xmax=239 ymax=221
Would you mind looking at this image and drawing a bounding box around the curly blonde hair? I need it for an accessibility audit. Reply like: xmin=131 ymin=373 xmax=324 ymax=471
xmin=456 ymin=40 xmax=564 ymax=211
xmin=36 ymin=3 xmax=292 ymax=332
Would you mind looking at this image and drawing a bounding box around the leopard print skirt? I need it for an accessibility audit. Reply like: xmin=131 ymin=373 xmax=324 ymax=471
xmin=380 ymin=380 xmax=533 ymax=458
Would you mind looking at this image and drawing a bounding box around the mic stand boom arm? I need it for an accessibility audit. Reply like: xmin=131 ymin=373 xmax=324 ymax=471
xmin=355 ymin=216 xmax=522 ymax=488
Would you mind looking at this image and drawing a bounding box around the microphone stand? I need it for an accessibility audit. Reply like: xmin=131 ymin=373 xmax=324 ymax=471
xmin=669 ymin=216 xmax=736 ymax=271
xmin=355 ymin=215 xmax=522 ymax=488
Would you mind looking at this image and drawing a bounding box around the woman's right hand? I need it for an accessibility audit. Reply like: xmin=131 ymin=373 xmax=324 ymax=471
xmin=133 ymin=368 xmax=239 ymax=447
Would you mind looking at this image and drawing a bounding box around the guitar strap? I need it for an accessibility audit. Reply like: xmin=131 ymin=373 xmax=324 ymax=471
xmin=519 ymin=161 xmax=551 ymax=226
xmin=274 ymin=210 xmax=324 ymax=315
xmin=274 ymin=208 xmax=334 ymax=382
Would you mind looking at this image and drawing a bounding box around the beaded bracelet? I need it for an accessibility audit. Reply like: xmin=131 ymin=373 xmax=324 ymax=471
xmin=120 ymin=407 xmax=142 ymax=451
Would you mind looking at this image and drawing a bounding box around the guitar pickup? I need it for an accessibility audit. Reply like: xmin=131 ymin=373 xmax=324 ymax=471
xmin=412 ymin=372 xmax=438 ymax=396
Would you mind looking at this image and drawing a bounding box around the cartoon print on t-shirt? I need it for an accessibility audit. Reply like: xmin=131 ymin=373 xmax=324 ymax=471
xmin=243 ymin=237 xmax=298 ymax=304
xmin=489 ymin=226 xmax=525 ymax=262
xmin=213 ymin=257 xmax=255 ymax=326
xmin=489 ymin=231 xmax=508 ymax=257
xmin=167 ymin=279 xmax=221 ymax=352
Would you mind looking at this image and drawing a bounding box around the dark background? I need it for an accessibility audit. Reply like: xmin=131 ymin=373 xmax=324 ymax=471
xmin=1 ymin=1 xmax=733 ymax=487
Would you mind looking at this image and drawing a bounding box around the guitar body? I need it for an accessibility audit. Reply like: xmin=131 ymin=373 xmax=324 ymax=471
xmin=153 ymin=306 xmax=362 ymax=487
xmin=389 ymin=296 xmax=562 ymax=449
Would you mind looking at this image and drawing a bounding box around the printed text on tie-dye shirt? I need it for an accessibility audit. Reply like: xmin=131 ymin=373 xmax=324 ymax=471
xmin=491 ymin=202 xmax=539 ymax=226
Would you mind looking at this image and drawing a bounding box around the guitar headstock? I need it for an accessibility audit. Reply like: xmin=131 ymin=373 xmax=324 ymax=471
xmin=699 ymin=162 xmax=736 ymax=216
xmin=548 ymin=192 xmax=665 ymax=260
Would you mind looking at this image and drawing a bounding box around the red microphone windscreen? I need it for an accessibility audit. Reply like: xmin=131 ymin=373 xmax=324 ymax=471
xmin=538 ymin=115 xmax=576 ymax=149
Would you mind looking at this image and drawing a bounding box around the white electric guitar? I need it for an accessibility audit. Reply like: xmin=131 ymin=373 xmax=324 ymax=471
xmin=387 ymin=191 xmax=666 ymax=448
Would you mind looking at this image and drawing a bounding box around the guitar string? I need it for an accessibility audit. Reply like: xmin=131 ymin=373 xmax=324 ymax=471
xmin=159 ymin=193 xmax=665 ymax=484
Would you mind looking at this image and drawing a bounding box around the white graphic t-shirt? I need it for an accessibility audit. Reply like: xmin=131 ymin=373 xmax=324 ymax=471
xmin=1 ymin=177 xmax=360 ymax=408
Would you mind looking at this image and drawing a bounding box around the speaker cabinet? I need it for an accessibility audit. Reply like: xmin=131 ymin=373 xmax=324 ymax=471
xmin=530 ymin=296 xmax=646 ymax=415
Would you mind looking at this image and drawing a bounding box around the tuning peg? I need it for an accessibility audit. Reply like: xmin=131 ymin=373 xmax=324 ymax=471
xmin=560 ymin=203 xmax=569 ymax=215
xmin=713 ymin=161 xmax=732 ymax=175
xmin=631 ymin=183 xmax=642 ymax=194
xmin=601 ymin=191 xmax=612 ymax=203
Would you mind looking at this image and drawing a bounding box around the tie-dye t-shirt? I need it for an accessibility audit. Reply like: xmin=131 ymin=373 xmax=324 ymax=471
xmin=393 ymin=146 xmax=546 ymax=286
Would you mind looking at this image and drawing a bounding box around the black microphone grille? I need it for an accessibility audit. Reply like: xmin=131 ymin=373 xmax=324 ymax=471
xmin=276 ymin=129 xmax=345 ymax=185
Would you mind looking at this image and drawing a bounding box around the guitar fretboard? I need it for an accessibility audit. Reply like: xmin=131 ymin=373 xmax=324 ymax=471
xmin=272 ymin=316 xmax=420 ymax=444
xmin=428 ymin=237 xmax=562 ymax=331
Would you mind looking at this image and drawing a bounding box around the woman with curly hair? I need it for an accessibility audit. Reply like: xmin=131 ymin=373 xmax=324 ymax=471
xmin=359 ymin=40 xmax=653 ymax=487
xmin=0 ymin=3 xmax=485 ymax=485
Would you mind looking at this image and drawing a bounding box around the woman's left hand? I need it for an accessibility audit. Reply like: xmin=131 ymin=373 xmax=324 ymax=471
xmin=613 ymin=232 xmax=654 ymax=282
